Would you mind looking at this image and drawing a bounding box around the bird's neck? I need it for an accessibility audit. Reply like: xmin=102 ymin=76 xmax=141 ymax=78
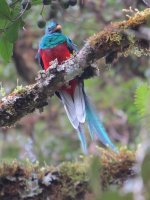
xmin=39 ymin=32 xmax=66 ymax=49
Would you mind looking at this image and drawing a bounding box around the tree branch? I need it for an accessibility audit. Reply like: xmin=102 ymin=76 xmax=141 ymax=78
xmin=0 ymin=9 xmax=150 ymax=127
xmin=0 ymin=149 xmax=135 ymax=200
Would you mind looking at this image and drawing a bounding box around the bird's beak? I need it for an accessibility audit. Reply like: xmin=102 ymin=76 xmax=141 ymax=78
xmin=55 ymin=24 xmax=62 ymax=31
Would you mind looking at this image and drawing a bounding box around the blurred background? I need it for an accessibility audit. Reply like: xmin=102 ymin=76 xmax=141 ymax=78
xmin=0 ymin=0 xmax=149 ymax=165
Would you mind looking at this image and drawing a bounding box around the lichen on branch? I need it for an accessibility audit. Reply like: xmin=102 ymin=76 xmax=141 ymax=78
xmin=0 ymin=8 xmax=150 ymax=127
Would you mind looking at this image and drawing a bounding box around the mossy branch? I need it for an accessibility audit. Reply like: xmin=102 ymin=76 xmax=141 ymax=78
xmin=0 ymin=149 xmax=135 ymax=200
xmin=0 ymin=9 xmax=150 ymax=127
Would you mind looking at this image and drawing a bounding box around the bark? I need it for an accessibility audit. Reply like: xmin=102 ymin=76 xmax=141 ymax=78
xmin=0 ymin=9 xmax=150 ymax=127
xmin=0 ymin=149 xmax=135 ymax=200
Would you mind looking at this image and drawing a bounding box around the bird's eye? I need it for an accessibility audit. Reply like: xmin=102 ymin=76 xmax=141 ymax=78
xmin=48 ymin=28 xmax=51 ymax=32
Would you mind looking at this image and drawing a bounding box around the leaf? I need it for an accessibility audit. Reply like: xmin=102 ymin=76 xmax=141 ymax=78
xmin=5 ymin=20 xmax=21 ymax=43
xmin=0 ymin=0 xmax=11 ymax=20
xmin=10 ymin=1 xmax=21 ymax=18
xmin=0 ymin=34 xmax=13 ymax=63
xmin=134 ymin=83 xmax=150 ymax=116
xmin=0 ymin=19 xmax=9 ymax=29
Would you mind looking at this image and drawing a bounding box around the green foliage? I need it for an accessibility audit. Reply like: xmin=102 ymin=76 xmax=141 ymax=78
xmin=0 ymin=1 xmax=22 ymax=63
xmin=0 ymin=0 xmax=40 ymax=63
xmin=0 ymin=0 xmax=11 ymax=20
xmin=0 ymin=34 xmax=13 ymax=63
xmin=134 ymin=83 xmax=150 ymax=138
xmin=5 ymin=20 xmax=22 ymax=43
xmin=134 ymin=83 xmax=150 ymax=116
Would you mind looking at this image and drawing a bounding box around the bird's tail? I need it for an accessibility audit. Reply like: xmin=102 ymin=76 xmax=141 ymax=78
xmin=59 ymin=84 xmax=117 ymax=154
xmin=77 ymin=124 xmax=88 ymax=154
xmin=59 ymin=83 xmax=87 ymax=154
xmin=83 ymin=91 xmax=118 ymax=153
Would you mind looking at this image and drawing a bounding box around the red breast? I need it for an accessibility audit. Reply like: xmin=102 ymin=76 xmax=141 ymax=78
xmin=40 ymin=42 xmax=77 ymax=96
xmin=40 ymin=42 xmax=71 ymax=70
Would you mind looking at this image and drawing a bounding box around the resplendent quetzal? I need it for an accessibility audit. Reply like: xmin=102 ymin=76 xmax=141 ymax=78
xmin=37 ymin=20 xmax=117 ymax=154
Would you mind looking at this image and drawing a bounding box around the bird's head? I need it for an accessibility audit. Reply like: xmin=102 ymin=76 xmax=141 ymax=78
xmin=45 ymin=20 xmax=62 ymax=34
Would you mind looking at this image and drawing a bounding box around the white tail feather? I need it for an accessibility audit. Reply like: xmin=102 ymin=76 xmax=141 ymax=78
xmin=74 ymin=83 xmax=86 ymax=123
xmin=59 ymin=91 xmax=79 ymax=129
xmin=77 ymin=124 xmax=87 ymax=154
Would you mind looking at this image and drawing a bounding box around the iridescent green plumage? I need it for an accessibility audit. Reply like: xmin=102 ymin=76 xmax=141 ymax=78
xmin=39 ymin=33 xmax=67 ymax=49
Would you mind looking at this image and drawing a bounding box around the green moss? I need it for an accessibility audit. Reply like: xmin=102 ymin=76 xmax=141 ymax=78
xmin=88 ymin=8 xmax=150 ymax=55
xmin=59 ymin=160 xmax=88 ymax=182
xmin=109 ymin=32 xmax=122 ymax=45
xmin=58 ymin=159 xmax=91 ymax=199
xmin=0 ymin=148 xmax=136 ymax=199
xmin=13 ymin=85 xmax=26 ymax=94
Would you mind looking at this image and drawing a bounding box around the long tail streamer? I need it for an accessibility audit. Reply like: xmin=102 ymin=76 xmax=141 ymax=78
xmin=83 ymin=92 xmax=118 ymax=153
xmin=77 ymin=124 xmax=88 ymax=154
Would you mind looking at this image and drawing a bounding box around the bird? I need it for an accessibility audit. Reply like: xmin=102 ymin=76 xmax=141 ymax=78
xmin=36 ymin=20 xmax=118 ymax=154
